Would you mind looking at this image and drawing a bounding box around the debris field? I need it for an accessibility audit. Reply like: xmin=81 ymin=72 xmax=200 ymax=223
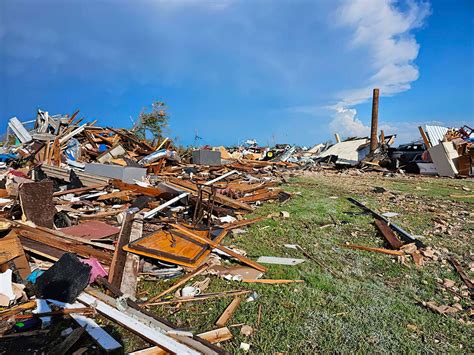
xmin=0 ymin=93 xmax=472 ymax=353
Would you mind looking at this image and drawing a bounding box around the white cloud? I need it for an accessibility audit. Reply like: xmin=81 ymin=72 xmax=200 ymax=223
xmin=330 ymin=0 xmax=431 ymax=136
xmin=330 ymin=107 xmax=370 ymax=137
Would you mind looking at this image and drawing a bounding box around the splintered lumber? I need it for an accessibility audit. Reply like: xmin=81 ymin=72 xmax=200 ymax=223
xmin=374 ymin=219 xmax=403 ymax=249
xmin=171 ymin=224 xmax=266 ymax=272
xmin=146 ymin=263 xmax=210 ymax=304
xmin=108 ymin=212 xmax=135 ymax=288
xmin=14 ymin=308 xmax=93 ymax=320
xmin=112 ymin=179 xmax=167 ymax=197
xmin=97 ymin=190 xmax=137 ymax=201
xmin=53 ymin=184 xmax=107 ymax=197
xmin=449 ymin=257 xmax=473 ymax=293
xmin=76 ymin=293 xmax=200 ymax=355
xmin=145 ymin=290 xmax=252 ymax=307
xmin=11 ymin=222 xmax=112 ymax=264
xmin=418 ymin=126 xmax=431 ymax=148
xmin=36 ymin=225 xmax=115 ymax=250
xmin=0 ymin=231 xmax=31 ymax=279
xmin=0 ymin=300 xmax=36 ymax=319
xmin=215 ymin=297 xmax=242 ymax=327
xmin=164 ymin=170 xmax=253 ymax=212
xmin=221 ymin=216 xmax=266 ymax=230
xmin=19 ymin=237 xmax=61 ymax=261
xmin=79 ymin=208 xmax=128 ymax=219
xmin=238 ymin=189 xmax=282 ymax=203
xmin=120 ymin=214 xmax=143 ymax=298
xmin=341 ymin=243 xmax=404 ymax=256
xmin=198 ymin=327 xmax=233 ymax=344
xmin=241 ymin=279 xmax=304 ymax=284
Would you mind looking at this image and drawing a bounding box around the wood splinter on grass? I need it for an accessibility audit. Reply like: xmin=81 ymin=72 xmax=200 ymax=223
xmin=215 ymin=297 xmax=242 ymax=327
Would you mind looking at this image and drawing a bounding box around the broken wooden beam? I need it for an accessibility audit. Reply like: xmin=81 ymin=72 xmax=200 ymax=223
xmin=215 ymin=297 xmax=242 ymax=327
xmin=449 ymin=257 xmax=473 ymax=294
xmin=145 ymin=290 xmax=252 ymax=307
xmin=374 ymin=219 xmax=403 ymax=249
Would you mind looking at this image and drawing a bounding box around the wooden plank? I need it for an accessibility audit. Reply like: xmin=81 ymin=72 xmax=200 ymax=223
xmin=374 ymin=219 xmax=403 ymax=249
xmin=341 ymin=243 xmax=404 ymax=256
xmin=79 ymin=207 xmax=128 ymax=220
xmin=215 ymin=297 xmax=241 ymax=327
xmin=198 ymin=327 xmax=233 ymax=344
xmin=171 ymin=224 xmax=266 ymax=272
xmin=112 ymin=179 xmax=167 ymax=197
xmin=20 ymin=237 xmax=62 ymax=261
xmin=145 ymin=290 xmax=252 ymax=307
xmin=37 ymin=225 xmax=115 ymax=250
xmin=0 ymin=231 xmax=24 ymax=264
xmin=108 ymin=212 xmax=134 ymax=288
xmin=97 ymin=190 xmax=137 ymax=201
xmin=146 ymin=263 xmax=210 ymax=304
xmin=221 ymin=216 xmax=266 ymax=230
xmin=449 ymin=257 xmax=473 ymax=293
xmin=119 ymin=215 xmax=143 ymax=298
xmin=167 ymin=178 xmax=253 ymax=211
xmin=53 ymin=184 xmax=107 ymax=197
xmin=418 ymin=126 xmax=431 ymax=148
xmin=13 ymin=224 xmax=112 ymax=265
xmin=0 ymin=301 xmax=36 ymax=319
xmin=76 ymin=293 xmax=200 ymax=355
xmin=238 ymin=189 xmax=281 ymax=203
xmin=53 ymin=137 xmax=61 ymax=166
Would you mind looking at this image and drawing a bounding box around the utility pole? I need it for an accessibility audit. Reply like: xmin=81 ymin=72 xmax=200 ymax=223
xmin=370 ymin=88 xmax=379 ymax=153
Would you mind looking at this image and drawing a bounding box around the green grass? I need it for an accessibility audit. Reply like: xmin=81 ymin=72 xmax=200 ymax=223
xmin=131 ymin=173 xmax=473 ymax=353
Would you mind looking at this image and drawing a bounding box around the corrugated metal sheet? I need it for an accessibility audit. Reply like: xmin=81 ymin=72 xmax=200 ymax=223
xmin=425 ymin=125 xmax=449 ymax=146
xmin=315 ymin=138 xmax=369 ymax=165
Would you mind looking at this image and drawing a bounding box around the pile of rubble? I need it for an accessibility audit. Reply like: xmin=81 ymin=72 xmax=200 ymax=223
xmin=0 ymin=109 xmax=303 ymax=353
xmin=0 ymin=101 xmax=471 ymax=352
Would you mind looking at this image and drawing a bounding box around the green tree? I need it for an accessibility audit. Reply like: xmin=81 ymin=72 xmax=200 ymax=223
xmin=135 ymin=101 xmax=169 ymax=145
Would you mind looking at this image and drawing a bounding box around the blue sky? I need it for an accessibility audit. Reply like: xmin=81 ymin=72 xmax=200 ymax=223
xmin=0 ymin=0 xmax=472 ymax=146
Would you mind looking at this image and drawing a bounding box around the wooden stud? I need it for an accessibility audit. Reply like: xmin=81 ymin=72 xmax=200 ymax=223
xmin=215 ymin=297 xmax=242 ymax=327
xmin=374 ymin=219 xmax=403 ymax=249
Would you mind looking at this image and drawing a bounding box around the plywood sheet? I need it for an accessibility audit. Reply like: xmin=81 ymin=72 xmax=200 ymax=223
xmin=60 ymin=221 xmax=120 ymax=240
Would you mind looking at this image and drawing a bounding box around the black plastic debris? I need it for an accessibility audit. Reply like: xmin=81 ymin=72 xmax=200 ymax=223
xmin=35 ymin=253 xmax=91 ymax=303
